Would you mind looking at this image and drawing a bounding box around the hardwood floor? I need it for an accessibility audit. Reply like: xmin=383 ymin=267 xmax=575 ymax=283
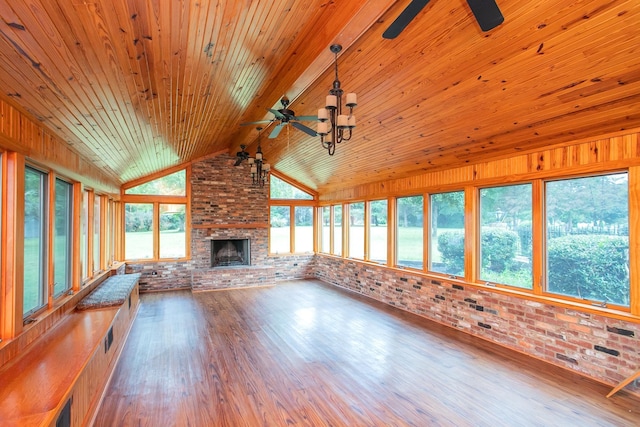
xmin=95 ymin=280 xmax=640 ymax=426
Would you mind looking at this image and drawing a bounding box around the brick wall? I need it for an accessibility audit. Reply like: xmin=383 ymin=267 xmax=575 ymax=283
xmin=314 ymin=254 xmax=640 ymax=396
xmin=127 ymin=153 xmax=314 ymax=291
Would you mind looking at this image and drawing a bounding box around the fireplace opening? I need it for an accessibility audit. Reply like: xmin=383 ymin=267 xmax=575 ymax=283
xmin=211 ymin=239 xmax=250 ymax=267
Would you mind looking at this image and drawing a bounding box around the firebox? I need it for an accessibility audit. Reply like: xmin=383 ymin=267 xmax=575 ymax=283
xmin=211 ymin=239 xmax=250 ymax=267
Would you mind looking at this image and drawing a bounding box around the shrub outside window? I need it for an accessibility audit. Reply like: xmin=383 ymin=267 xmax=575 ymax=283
xmin=397 ymin=195 xmax=423 ymax=269
xmin=430 ymin=191 xmax=464 ymax=276
xmin=369 ymin=199 xmax=387 ymax=264
xmin=545 ymin=173 xmax=629 ymax=306
xmin=479 ymin=184 xmax=532 ymax=289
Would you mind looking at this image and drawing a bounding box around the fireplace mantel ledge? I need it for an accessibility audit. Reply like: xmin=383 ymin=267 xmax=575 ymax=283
xmin=196 ymin=223 xmax=268 ymax=230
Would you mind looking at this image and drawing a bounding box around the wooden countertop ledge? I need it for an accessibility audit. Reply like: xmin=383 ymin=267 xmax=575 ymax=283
xmin=0 ymin=307 xmax=118 ymax=425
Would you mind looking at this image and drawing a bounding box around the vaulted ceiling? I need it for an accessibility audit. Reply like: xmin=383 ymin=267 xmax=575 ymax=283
xmin=0 ymin=0 xmax=638 ymax=194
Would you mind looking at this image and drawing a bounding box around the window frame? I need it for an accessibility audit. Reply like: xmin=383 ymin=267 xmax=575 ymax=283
xmin=121 ymin=166 xmax=191 ymax=262
xmin=267 ymin=172 xmax=317 ymax=256
xmin=541 ymin=171 xmax=630 ymax=309
xmin=315 ymin=167 xmax=637 ymax=316
xmin=23 ymin=165 xmax=48 ymax=317
xmin=366 ymin=198 xmax=389 ymax=265
xmin=52 ymin=177 xmax=74 ymax=297
xmin=395 ymin=194 xmax=425 ymax=271
xmin=347 ymin=201 xmax=365 ymax=260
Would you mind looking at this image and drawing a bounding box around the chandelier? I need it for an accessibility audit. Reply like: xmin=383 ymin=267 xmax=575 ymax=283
xmin=247 ymin=127 xmax=270 ymax=186
xmin=317 ymin=44 xmax=357 ymax=155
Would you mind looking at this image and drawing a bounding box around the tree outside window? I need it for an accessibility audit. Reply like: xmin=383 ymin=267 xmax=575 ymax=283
xmin=397 ymin=195 xmax=423 ymax=269
xmin=54 ymin=179 xmax=73 ymax=296
xmin=321 ymin=206 xmax=331 ymax=253
xmin=123 ymin=169 xmax=188 ymax=261
xmin=348 ymin=202 xmax=364 ymax=259
xmin=295 ymin=206 xmax=313 ymax=253
xmin=368 ymin=199 xmax=387 ymax=264
xmin=270 ymin=206 xmax=291 ymax=253
xmin=333 ymin=205 xmax=342 ymax=256
xmin=24 ymin=167 xmax=47 ymax=314
xmin=125 ymin=203 xmax=153 ymax=259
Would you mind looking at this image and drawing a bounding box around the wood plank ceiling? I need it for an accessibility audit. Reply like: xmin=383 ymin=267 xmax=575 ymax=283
xmin=0 ymin=0 xmax=638 ymax=194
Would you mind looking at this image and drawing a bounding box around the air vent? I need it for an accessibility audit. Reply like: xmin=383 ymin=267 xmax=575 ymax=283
xmin=56 ymin=398 xmax=71 ymax=427
xmin=104 ymin=326 xmax=114 ymax=353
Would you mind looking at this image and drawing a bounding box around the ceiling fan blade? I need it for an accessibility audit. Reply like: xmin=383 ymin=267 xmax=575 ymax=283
xmin=291 ymin=121 xmax=318 ymax=137
xmin=234 ymin=157 xmax=243 ymax=166
xmin=382 ymin=0 xmax=431 ymax=39
xmin=240 ymin=119 xmax=272 ymax=126
xmin=269 ymin=123 xmax=285 ymax=139
xmin=293 ymin=115 xmax=318 ymax=121
xmin=466 ymin=0 xmax=504 ymax=31
xmin=268 ymin=108 xmax=286 ymax=120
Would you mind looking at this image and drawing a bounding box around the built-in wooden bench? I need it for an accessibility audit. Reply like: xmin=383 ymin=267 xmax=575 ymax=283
xmin=0 ymin=273 xmax=141 ymax=427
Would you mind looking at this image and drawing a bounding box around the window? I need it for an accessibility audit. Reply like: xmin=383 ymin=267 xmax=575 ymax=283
xmin=270 ymin=206 xmax=291 ymax=254
xmin=122 ymin=168 xmax=189 ymax=261
xmin=368 ymin=199 xmax=387 ymax=264
xmin=24 ymin=167 xmax=47 ymax=314
xmin=268 ymin=176 xmax=315 ymax=255
xmin=125 ymin=203 xmax=153 ymax=259
xmin=270 ymin=176 xmax=313 ymax=200
xmin=81 ymin=190 xmax=89 ymax=280
xmin=397 ymin=195 xmax=423 ymax=269
xmin=430 ymin=191 xmax=464 ymax=276
xmin=125 ymin=169 xmax=186 ymax=195
xmin=348 ymin=202 xmax=364 ymax=259
xmin=106 ymin=199 xmax=114 ymax=265
xmin=93 ymin=195 xmax=102 ymax=273
xmin=545 ymin=173 xmax=629 ymax=306
xmin=321 ymin=206 xmax=331 ymax=253
xmin=159 ymin=204 xmax=186 ymax=258
xmin=53 ymin=179 xmax=73 ymax=296
xmin=480 ymin=184 xmax=532 ymax=289
xmin=294 ymin=206 xmax=313 ymax=253
xmin=333 ymin=205 xmax=342 ymax=256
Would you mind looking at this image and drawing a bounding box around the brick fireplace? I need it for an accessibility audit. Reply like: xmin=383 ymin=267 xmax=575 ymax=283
xmin=126 ymin=152 xmax=314 ymax=292
xmin=189 ymin=154 xmax=276 ymax=291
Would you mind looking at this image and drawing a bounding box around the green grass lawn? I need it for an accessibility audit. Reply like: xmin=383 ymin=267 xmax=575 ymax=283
xmin=125 ymin=230 xmax=186 ymax=259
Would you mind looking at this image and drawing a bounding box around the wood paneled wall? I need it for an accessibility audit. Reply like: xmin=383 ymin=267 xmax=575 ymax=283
xmin=0 ymin=99 xmax=119 ymax=194
xmin=320 ymin=129 xmax=640 ymax=201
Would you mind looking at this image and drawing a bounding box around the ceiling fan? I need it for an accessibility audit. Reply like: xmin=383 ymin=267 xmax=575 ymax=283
xmin=382 ymin=0 xmax=504 ymax=39
xmin=241 ymin=96 xmax=317 ymax=139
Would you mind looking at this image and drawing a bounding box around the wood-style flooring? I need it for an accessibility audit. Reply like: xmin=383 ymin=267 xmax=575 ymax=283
xmin=94 ymin=280 xmax=640 ymax=426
